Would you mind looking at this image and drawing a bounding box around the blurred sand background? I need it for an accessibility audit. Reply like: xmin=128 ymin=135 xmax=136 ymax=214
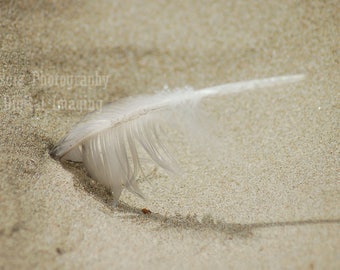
xmin=0 ymin=0 xmax=339 ymax=269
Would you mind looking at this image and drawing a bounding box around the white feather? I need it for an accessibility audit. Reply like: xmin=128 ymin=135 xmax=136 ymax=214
xmin=50 ymin=74 xmax=304 ymax=204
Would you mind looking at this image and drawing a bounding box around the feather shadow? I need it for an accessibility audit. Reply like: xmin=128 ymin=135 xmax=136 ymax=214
xmin=62 ymin=162 xmax=339 ymax=239
xmin=120 ymin=208 xmax=340 ymax=239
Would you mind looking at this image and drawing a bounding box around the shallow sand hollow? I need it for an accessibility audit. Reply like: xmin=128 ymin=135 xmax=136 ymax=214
xmin=0 ymin=1 xmax=339 ymax=269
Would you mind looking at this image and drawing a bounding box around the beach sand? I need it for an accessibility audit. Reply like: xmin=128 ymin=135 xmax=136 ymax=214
xmin=0 ymin=1 xmax=339 ymax=269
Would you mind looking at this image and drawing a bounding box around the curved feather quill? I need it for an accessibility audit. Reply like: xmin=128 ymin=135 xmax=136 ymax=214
xmin=50 ymin=74 xmax=304 ymax=204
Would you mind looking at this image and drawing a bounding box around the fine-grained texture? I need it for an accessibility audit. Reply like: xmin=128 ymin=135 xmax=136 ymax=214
xmin=0 ymin=1 xmax=339 ymax=269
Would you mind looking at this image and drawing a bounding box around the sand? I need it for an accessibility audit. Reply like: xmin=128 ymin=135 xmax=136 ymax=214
xmin=0 ymin=1 xmax=339 ymax=269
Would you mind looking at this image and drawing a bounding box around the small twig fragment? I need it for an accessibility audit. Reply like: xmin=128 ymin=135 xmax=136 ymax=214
xmin=141 ymin=208 xmax=152 ymax=214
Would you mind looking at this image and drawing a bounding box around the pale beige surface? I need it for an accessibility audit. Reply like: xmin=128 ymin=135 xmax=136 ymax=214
xmin=0 ymin=1 xmax=339 ymax=269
